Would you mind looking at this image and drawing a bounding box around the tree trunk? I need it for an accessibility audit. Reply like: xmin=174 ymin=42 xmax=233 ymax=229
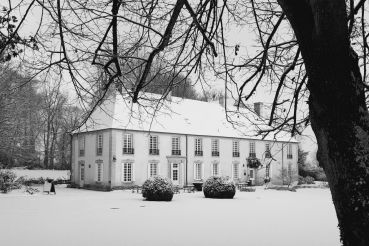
xmin=278 ymin=0 xmax=369 ymax=245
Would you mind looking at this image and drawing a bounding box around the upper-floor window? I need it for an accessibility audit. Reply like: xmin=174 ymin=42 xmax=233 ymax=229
xmin=149 ymin=135 xmax=159 ymax=155
xmin=287 ymin=144 xmax=293 ymax=159
xmin=195 ymin=138 xmax=203 ymax=156
xmin=78 ymin=135 xmax=85 ymax=157
xmin=172 ymin=137 xmax=181 ymax=155
xmin=211 ymin=139 xmax=219 ymax=156
xmin=265 ymin=143 xmax=271 ymax=158
xmin=232 ymin=140 xmax=240 ymax=157
xmin=123 ymin=133 xmax=134 ymax=154
xmin=96 ymin=134 xmax=103 ymax=155
xmin=249 ymin=142 xmax=256 ymax=157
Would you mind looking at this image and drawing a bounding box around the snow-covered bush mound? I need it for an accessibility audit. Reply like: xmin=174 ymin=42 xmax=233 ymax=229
xmin=142 ymin=176 xmax=174 ymax=201
xmin=0 ymin=170 xmax=18 ymax=193
xmin=203 ymin=176 xmax=236 ymax=199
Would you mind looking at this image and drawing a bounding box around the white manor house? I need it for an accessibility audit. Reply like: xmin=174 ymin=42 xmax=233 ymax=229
xmin=71 ymin=92 xmax=298 ymax=190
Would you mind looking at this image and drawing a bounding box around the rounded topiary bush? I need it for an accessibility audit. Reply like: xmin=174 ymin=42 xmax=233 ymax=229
xmin=203 ymin=176 xmax=236 ymax=199
xmin=142 ymin=176 xmax=174 ymax=201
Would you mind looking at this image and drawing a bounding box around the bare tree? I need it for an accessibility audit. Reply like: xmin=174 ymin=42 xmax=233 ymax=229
xmin=1 ymin=0 xmax=369 ymax=244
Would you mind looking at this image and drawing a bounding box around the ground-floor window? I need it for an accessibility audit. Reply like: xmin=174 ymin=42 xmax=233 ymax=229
xmin=212 ymin=163 xmax=219 ymax=176
xmin=95 ymin=163 xmax=103 ymax=182
xmin=123 ymin=162 xmax=133 ymax=182
xmin=249 ymin=169 xmax=255 ymax=180
xmin=149 ymin=163 xmax=158 ymax=178
xmin=80 ymin=166 xmax=85 ymax=181
xmin=233 ymin=163 xmax=239 ymax=180
xmin=194 ymin=163 xmax=202 ymax=180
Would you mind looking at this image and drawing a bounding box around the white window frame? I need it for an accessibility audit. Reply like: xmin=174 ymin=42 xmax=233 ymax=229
xmin=80 ymin=166 xmax=85 ymax=181
xmin=95 ymin=163 xmax=103 ymax=182
xmin=212 ymin=162 xmax=219 ymax=176
xmin=96 ymin=134 xmax=103 ymax=155
xmin=122 ymin=162 xmax=134 ymax=182
xmin=232 ymin=140 xmax=239 ymax=157
xmin=78 ymin=135 xmax=85 ymax=157
xmin=265 ymin=143 xmax=271 ymax=158
xmin=287 ymin=144 xmax=293 ymax=159
xmin=232 ymin=163 xmax=240 ymax=180
xmin=211 ymin=139 xmax=219 ymax=152
xmin=147 ymin=162 xmax=159 ymax=178
xmin=266 ymin=163 xmax=273 ymax=178
xmin=249 ymin=141 xmax=256 ymax=157
xmin=249 ymin=169 xmax=255 ymax=180
xmin=193 ymin=162 xmax=203 ymax=181
xmin=149 ymin=135 xmax=159 ymax=150
xmin=123 ymin=133 xmax=133 ymax=149
xmin=195 ymin=138 xmax=203 ymax=152
xmin=172 ymin=136 xmax=181 ymax=154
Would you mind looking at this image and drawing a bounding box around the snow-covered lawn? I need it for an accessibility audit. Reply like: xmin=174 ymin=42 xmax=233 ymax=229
xmin=0 ymin=186 xmax=340 ymax=246
xmin=3 ymin=169 xmax=69 ymax=180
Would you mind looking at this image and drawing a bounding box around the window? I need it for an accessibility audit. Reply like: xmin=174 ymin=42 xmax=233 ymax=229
xmin=212 ymin=163 xmax=219 ymax=176
xmin=194 ymin=163 xmax=202 ymax=180
xmin=148 ymin=163 xmax=158 ymax=177
xmin=78 ymin=135 xmax=85 ymax=157
xmin=195 ymin=138 xmax=203 ymax=156
xmin=211 ymin=139 xmax=219 ymax=156
xmin=123 ymin=162 xmax=133 ymax=182
xmin=266 ymin=163 xmax=272 ymax=178
xmin=249 ymin=169 xmax=255 ymax=180
xmin=233 ymin=163 xmax=240 ymax=180
xmin=96 ymin=134 xmax=103 ymax=155
xmin=123 ymin=133 xmax=134 ymax=154
xmin=287 ymin=144 xmax=293 ymax=159
xmin=149 ymin=135 xmax=159 ymax=155
xmin=96 ymin=163 xmax=103 ymax=182
xmin=249 ymin=142 xmax=256 ymax=157
xmin=172 ymin=137 xmax=181 ymax=155
xmin=265 ymin=143 xmax=271 ymax=158
xmin=80 ymin=166 xmax=85 ymax=181
xmin=232 ymin=140 xmax=240 ymax=157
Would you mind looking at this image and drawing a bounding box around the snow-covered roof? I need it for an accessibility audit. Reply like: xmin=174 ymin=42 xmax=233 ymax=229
xmin=74 ymin=92 xmax=297 ymax=143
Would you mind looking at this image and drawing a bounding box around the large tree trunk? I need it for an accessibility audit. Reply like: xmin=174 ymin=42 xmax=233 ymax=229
xmin=278 ymin=0 xmax=369 ymax=245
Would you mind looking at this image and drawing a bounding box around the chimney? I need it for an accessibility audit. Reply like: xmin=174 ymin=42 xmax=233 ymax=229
xmin=254 ymin=102 xmax=263 ymax=117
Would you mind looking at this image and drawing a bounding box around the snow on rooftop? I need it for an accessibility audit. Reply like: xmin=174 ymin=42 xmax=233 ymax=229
xmin=75 ymin=92 xmax=297 ymax=143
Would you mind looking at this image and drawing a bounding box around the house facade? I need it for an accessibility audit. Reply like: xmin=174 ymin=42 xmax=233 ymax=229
xmin=71 ymin=93 xmax=298 ymax=190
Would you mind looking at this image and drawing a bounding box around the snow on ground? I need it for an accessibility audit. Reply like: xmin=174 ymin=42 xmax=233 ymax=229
xmin=4 ymin=169 xmax=69 ymax=180
xmin=0 ymin=186 xmax=341 ymax=246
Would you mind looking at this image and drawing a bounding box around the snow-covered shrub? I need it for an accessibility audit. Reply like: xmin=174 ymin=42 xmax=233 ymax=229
xmin=142 ymin=176 xmax=174 ymax=201
xmin=0 ymin=170 xmax=17 ymax=193
xmin=203 ymin=176 xmax=236 ymax=199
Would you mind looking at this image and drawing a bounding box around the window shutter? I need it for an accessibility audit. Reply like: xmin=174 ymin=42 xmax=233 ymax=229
xmin=202 ymin=163 xmax=204 ymax=180
xmin=132 ymin=163 xmax=135 ymax=182
xmin=95 ymin=163 xmax=98 ymax=181
xmin=168 ymin=163 xmax=171 ymax=179
xmin=121 ymin=163 xmax=124 ymax=182
xmin=147 ymin=163 xmax=151 ymax=179
xmin=96 ymin=134 xmax=98 ymax=155
xmin=193 ymin=163 xmax=196 ymax=180
xmin=179 ymin=163 xmax=182 ymax=185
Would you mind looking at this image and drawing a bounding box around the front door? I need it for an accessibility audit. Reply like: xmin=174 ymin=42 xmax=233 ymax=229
xmin=79 ymin=165 xmax=85 ymax=187
xmin=171 ymin=163 xmax=179 ymax=186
